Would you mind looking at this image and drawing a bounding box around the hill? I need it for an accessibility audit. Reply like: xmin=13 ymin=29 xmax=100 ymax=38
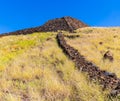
xmin=0 ymin=17 xmax=120 ymax=101
xmin=1 ymin=16 xmax=88 ymax=37
xmin=0 ymin=27 xmax=120 ymax=101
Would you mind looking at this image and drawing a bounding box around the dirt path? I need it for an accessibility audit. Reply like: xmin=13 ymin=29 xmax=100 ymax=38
xmin=56 ymin=32 xmax=120 ymax=96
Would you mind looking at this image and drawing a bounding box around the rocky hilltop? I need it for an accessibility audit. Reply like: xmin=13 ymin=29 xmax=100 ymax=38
xmin=0 ymin=16 xmax=88 ymax=36
xmin=40 ymin=16 xmax=88 ymax=32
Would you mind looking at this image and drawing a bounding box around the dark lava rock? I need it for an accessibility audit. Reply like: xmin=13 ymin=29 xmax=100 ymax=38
xmin=104 ymin=71 xmax=117 ymax=78
xmin=57 ymin=32 xmax=120 ymax=96
xmin=0 ymin=16 xmax=88 ymax=37
xmin=110 ymin=90 xmax=118 ymax=96
xmin=103 ymin=51 xmax=114 ymax=61
xmin=40 ymin=16 xmax=88 ymax=32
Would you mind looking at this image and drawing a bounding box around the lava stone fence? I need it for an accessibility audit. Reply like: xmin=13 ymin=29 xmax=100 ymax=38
xmin=57 ymin=32 xmax=120 ymax=96
xmin=0 ymin=16 xmax=119 ymax=96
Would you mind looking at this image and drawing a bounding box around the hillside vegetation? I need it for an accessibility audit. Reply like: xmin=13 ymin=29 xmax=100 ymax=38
xmin=66 ymin=27 xmax=120 ymax=77
xmin=0 ymin=28 xmax=120 ymax=101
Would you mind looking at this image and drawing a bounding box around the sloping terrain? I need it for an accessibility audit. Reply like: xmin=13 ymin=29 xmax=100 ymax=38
xmin=0 ymin=17 xmax=120 ymax=100
xmin=57 ymin=32 xmax=120 ymax=96
xmin=0 ymin=32 xmax=108 ymax=101
xmin=66 ymin=27 xmax=120 ymax=78
xmin=0 ymin=16 xmax=88 ymax=37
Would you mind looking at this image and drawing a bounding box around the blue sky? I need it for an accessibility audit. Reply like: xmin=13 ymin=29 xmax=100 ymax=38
xmin=0 ymin=0 xmax=120 ymax=33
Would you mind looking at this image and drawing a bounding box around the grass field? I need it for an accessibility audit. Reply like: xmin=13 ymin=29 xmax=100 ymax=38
xmin=0 ymin=28 xmax=120 ymax=101
xmin=66 ymin=27 xmax=120 ymax=78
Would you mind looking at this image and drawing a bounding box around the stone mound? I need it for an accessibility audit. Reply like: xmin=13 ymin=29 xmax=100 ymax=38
xmin=0 ymin=16 xmax=88 ymax=36
xmin=40 ymin=16 xmax=88 ymax=32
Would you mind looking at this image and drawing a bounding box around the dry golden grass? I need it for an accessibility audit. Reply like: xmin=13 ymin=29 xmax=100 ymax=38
xmin=66 ymin=27 xmax=120 ymax=78
xmin=0 ymin=31 xmax=111 ymax=101
xmin=0 ymin=33 xmax=110 ymax=101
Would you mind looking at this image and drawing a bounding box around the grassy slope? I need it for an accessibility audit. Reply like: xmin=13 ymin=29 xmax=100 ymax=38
xmin=66 ymin=27 xmax=120 ymax=77
xmin=0 ymin=29 xmax=119 ymax=101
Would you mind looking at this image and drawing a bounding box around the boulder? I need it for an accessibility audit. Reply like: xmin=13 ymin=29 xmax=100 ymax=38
xmin=103 ymin=51 xmax=113 ymax=61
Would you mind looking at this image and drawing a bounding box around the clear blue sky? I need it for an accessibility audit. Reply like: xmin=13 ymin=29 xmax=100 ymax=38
xmin=0 ymin=0 xmax=120 ymax=33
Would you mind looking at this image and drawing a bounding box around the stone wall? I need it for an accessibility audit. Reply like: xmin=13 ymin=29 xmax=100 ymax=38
xmin=57 ymin=32 xmax=120 ymax=96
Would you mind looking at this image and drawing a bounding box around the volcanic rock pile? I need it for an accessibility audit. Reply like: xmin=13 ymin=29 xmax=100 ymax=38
xmin=41 ymin=16 xmax=88 ymax=32
xmin=57 ymin=32 xmax=120 ymax=96
xmin=0 ymin=16 xmax=88 ymax=37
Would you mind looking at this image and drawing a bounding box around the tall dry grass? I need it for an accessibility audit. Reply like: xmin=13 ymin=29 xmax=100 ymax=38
xmin=0 ymin=31 xmax=109 ymax=101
